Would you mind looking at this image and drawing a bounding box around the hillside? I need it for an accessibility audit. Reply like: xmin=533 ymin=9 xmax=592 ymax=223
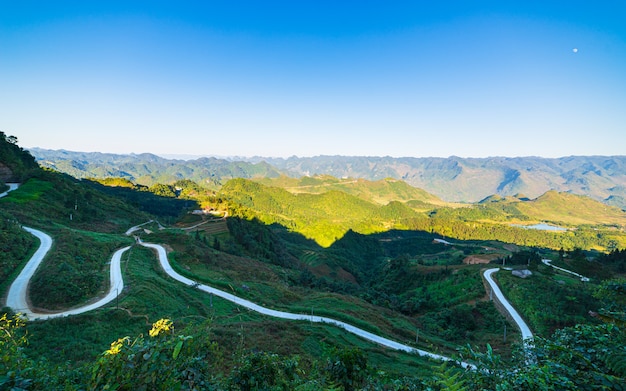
xmin=216 ymin=177 xmax=626 ymax=251
xmin=254 ymin=175 xmax=447 ymax=208
xmin=0 ymin=132 xmax=39 ymax=183
xmin=220 ymin=178 xmax=427 ymax=247
xmin=2 ymin=139 xmax=517 ymax=387
xmin=516 ymin=191 xmax=626 ymax=226
xmin=29 ymin=149 xmax=626 ymax=208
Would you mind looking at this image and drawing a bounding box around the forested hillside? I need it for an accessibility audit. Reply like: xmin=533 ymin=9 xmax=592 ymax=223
xmin=215 ymin=177 xmax=626 ymax=251
xmin=0 ymin=132 xmax=39 ymax=183
xmin=30 ymin=148 xmax=282 ymax=189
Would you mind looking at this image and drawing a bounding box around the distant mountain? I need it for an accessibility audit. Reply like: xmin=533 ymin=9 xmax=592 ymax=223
xmin=250 ymin=155 xmax=626 ymax=207
xmin=29 ymin=149 xmax=626 ymax=209
xmin=30 ymin=148 xmax=282 ymax=189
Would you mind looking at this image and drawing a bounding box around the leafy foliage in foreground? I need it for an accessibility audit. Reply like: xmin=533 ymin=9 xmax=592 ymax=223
xmin=3 ymin=313 xmax=626 ymax=390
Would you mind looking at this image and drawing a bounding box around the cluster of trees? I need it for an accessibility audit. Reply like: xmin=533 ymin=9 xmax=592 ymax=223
xmin=597 ymin=248 xmax=626 ymax=273
xmin=0 ymin=132 xmax=40 ymax=182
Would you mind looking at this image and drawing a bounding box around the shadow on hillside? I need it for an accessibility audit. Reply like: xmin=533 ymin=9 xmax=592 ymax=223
xmin=85 ymin=179 xmax=200 ymax=219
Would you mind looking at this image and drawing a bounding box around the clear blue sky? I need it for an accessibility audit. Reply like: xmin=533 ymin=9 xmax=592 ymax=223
xmin=1 ymin=1 xmax=625 ymax=158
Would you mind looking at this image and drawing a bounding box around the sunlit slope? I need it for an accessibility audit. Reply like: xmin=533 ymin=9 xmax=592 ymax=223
xmin=480 ymin=190 xmax=626 ymax=226
xmin=220 ymin=178 xmax=424 ymax=247
xmin=516 ymin=191 xmax=626 ymax=226
xmin=255 ymin=175 xmax=446 ymax=207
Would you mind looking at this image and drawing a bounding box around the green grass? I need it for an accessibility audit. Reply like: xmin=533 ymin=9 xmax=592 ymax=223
xmin=0 ymin=227 xmax=37 ymax=299
xmin=27 ymin=228 xmax=133 ymax=309
xmin=0 ymin=178 xmax=52 ymax=204
xmin=494 ymin=267 xmax=602 ymax=336
xmin=158 ymin=230 xmax=517 ymax=360
xmin=22 ymin=243 xmax=443 ymax=375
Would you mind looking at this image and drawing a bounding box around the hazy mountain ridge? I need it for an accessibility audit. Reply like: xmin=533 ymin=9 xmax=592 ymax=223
xmin=30 ymin=148 xmax=626 ymax=208
xmin=249 ymin=155 xmax=626 ymax=206
xmin=31 ymin=148 xmax=282 ymax=188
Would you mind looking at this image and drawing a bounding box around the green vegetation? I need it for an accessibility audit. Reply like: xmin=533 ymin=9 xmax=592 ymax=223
xmin=0 ymin=212 xmax=36 ymax=298
xmin=3 ymin=136 xmax=626 ymax=388
xmin=0 ymin=178 xmax=53 ymax=203
xmin=215 ymin=177 xmax=626 ymax=251
xmin=31 ymin=149 xmax=626 ymax=210
xmin=0 ymin=132 xmax=39 ymax=182
xmin=28 ymin=229 xmax=132 ymax=309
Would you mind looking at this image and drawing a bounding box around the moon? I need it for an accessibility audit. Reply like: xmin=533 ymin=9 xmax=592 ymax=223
xmin=572 ymin=48 xmax=579 ymax=53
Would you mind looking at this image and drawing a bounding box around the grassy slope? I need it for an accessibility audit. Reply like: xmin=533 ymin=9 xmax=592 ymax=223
xmin=0 ymin=171 xmax=151 ymax=310
xmin=24 ymin=243 xmax=444 ymax=376
xmin=517 ymin=190 xmax=626 ymax=226
xmin=256 ymin=175 xmax=446 ymax=206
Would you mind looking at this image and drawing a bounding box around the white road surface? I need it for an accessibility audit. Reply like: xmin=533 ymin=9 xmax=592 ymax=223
xmin=483 ymin=268 xmax=534 ymax=341
xmin=542 ymin=259 xmax=590 ymax=281
xmin=138 ymin=241 xmax=475 ymax=369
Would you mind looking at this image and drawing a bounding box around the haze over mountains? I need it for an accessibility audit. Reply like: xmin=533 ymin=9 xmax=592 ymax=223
xmin=30 ymin=148 xmax=626 ymax=209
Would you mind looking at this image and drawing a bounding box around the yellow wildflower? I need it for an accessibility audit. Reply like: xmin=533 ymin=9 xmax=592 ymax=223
xmin=149 ymin=318 xmax=173 ymax=337
xmin=105 ymin=337 xmax=129 ymax=355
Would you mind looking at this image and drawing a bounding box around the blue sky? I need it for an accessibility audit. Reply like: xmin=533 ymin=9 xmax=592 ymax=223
xmin=1 ymin=1 xmax=625 ymax=158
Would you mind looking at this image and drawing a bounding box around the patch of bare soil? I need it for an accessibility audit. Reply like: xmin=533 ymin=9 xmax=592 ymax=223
xmin=463 ymin=254 xmax=501 ymax=265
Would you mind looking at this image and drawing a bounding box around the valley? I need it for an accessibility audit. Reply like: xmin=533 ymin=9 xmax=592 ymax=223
xmin=1 ymin=134 xmax=625 ymax=389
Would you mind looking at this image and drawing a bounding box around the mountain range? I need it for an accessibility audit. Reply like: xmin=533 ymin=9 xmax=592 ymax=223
xmin=30 ymin=148 xmax=626 ymax=209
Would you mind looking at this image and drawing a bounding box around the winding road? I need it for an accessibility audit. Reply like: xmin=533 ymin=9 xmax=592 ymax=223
xmin=5 ymin=228 xmax=130 ymax=320
xmin=542 ymin=259 xmax=590 ymax=282
xmin=3 ymin=183 xmax=534 ymax=370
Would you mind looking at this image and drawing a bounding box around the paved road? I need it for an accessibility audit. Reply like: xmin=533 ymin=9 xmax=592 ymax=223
xmin=139 ymin=240 xmax=475 ymax=369
xmin=6 ymin=227 xmax=53 ymax=319
xmin=542 ymin=259 xmax=590 ymax=281
xmin=6 ymin=226 xmax=130 ymax=320
xmin=483 ymin=268 xmax=534 ymax=341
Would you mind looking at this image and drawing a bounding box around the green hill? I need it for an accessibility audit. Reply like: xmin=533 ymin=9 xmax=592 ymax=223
xmin=0 ymin=132 xmax=39 ymax=183
xmin=255 ymin=175 xmax=446 ymax=206
xmin=518 ymin=190 xmax=626 ymax=226
xmin=220 ymin=178 xmax=427 ymax=247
